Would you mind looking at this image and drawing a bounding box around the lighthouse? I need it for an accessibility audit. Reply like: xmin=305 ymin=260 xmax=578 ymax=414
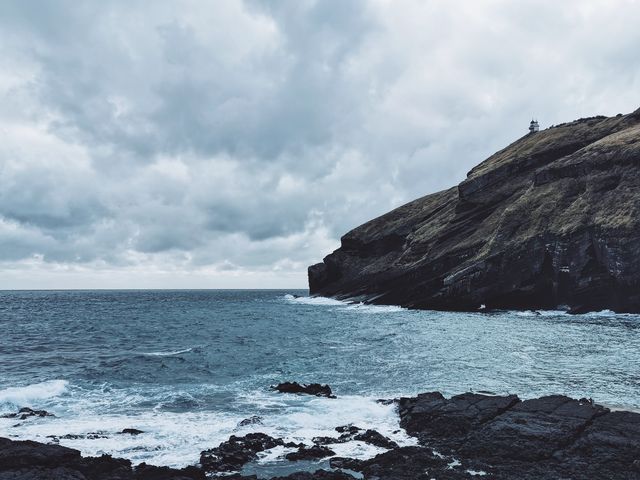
xmin=529 ymin=119 xmax=539 ymax=133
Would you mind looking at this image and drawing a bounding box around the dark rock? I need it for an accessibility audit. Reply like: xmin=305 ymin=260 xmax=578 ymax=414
xmin=352 ymin=430 xmax=398 ymax=449
xmin=562 ymin=409 xmax=640 ymax=475
xmin=308 ymin=108 xmax=640 ymax=313
xmin=0 ymin=436 xmax=208 ymax=479
xmin=272 ymin=471 xmax=355 ymax=480
xmin=334 ymin=425 xmax=361 ymax=435
xmin=121 ymin=429 xmax=145 ymax=435
xmin=399 ymin=392 xmax=519 ymax=450
xmin=394 ymin=391 xmax=640 ymax=479
xmin=0 ymin=438 xmax=81 ymax=469
xmin=356 ymin=446 xmax=456 ymax=480
xmin=329 ymin=457 xmax=365 ymax=471
xmin=199 ymin=433 xmax=285 ymax=473
xmin=284 ymin=441 xmax=306 ymax=449
xmin=311 ymin=436 xmax=341 ymax=446
xmin=314 ymin=426 xmax=396 ymax=450
xmin=459 ymin=395 xmax=608 ymax=462
xmin=285 ymin=445 xmax=335 ymax=461
xmin=46 ymin=433 xmax=109 ymax=441
xmin=1 ymin=407 xmax=54 ymax=420
xmin=237 ymin=416 xmax=263 ymax=428
xmin=80 ymin=454 xmax=133 ymax=479
xmin=134 ymin=463 xmax=205 ymax=479
xmin=0 ymin=466 xmax=89 ymax=480
xmin=272 ymin=382 xmax=335 ymax=398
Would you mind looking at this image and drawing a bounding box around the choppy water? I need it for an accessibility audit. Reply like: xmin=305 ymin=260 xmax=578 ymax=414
xmin=1 ymin=290 xmax=639 ymax=468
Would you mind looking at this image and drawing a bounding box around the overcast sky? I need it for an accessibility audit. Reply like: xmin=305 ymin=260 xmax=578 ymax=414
xmin=1 ymin=0 xmax=639 ymax=289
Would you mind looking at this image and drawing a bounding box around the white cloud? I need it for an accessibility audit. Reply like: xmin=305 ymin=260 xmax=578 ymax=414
xmin=0 ymin=0 xmax=639 ymax=288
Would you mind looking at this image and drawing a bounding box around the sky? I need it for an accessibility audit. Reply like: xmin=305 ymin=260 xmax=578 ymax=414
xmin=1 ymin=0 xmax=639 ymax=289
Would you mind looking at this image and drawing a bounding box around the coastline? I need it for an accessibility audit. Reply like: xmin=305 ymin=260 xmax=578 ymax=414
xmin=2 ymin=388 xmax=639 ymax=480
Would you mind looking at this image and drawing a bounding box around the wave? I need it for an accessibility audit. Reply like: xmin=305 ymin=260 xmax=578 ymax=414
xmin=514 ymin=309 xmax=640 ymax=320
xmin=2 ymin=385 xmax=416 ymax=469
xmin=0 ymin=379 xmax=68 ymax=409
xmin=344 ymin=303 xmax=406 ymax=313
xmin=284 ymin=294 xmax=406 ymax=313
xmin=283 ymin=294 xmax=345 ymax=306
xmin=140 ymin=348 xmax=194 ymax=357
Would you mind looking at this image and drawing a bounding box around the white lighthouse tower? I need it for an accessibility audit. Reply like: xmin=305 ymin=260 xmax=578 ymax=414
xmin=529 ymin=119 xmax=539 ymax=133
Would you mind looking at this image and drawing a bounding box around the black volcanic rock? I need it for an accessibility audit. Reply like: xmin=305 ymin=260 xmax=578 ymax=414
xmin=352 ymin=430 xmax=398 ymax=450
xmin=1 ymin=407 xmax=54 ymax=420
xmin=272 ymin=471 xmax=355 ymax=480
xmin=313 ymin=426 xmax=397 ymax=450
xmin=237 ymin=416 xmax=264 ymax=428
xmin=199 ymin=433 xmax=287 ymax=473
xmin=0 ymin=438 xmax=204 ymax=479
xmin=309 ymin=108 xmax=640 ymax=313
xmin=459 ymin=395 xmax=609 ymax=462
xmin=285 ymin=445 xmax=336 ymax=461
xmin=389 ymin=391 xmax=640 ymax=479
xmin=398 ymin=392 xmax=519 ymax=450
xmin=272 ymin=382 xmax=335 ymax=398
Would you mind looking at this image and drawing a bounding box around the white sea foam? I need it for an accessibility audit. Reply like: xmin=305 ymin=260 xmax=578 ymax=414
xmin=0 ymin=385 xmax=416 ymax=469
xmin=0 ymin=380 xmax=68 ymax=411
xmin=582 ymin=309 xmax=617 ymax=317
xmin=514 ymin=310 xmax=569 ymax=317
xmin=344 ymin=303 xmax=406 ymax=313
xmin=284 ymin=294 xmax=346 ymax=306
xmin=140 ymin=348 xmax=194 ymax=357
xmin=284 ymin=294 xmax=406 ymax=313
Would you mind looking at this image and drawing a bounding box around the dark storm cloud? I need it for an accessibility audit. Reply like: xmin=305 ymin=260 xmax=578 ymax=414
xmin=0 ymin=0 xmax=639 ymax=287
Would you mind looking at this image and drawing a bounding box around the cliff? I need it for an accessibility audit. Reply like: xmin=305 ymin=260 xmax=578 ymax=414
xmin=308 ymin=108 xmax=640 ymax=313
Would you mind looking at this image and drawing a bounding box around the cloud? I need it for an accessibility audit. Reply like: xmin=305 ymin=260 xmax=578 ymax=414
xmin=0 ymin=0 xmax=639 ymax=287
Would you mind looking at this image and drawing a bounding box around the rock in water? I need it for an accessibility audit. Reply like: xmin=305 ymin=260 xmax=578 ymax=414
xmin=285 ymin=445 xmax=335 ymax=461
xmin=199 ymin=433 xmax=299 ymax=474
xmin=1 ymin=407 xmax=54 ymax=420
xmin=308 ymin=108 xmax=640 ymax=313
xmin=271 ymin=382 xmax=335 ymax=398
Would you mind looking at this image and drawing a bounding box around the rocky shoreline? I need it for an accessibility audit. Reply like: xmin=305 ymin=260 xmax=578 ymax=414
xmin=1 ymin=384 xmax=639 ymax=480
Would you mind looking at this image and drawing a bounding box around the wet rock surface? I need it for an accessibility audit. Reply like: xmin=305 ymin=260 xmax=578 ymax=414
xmin=352 ymin=430 xmax=398 ymax=450
xmin=272 ymin=382 xmax=336 ymax=398
xmin=47 ymin=433 xmax=109 ymax=442
xmin=399 ymin=391 xmax=520 ymax=450
xmin=392 ymin=392 xmax=640 ymax=479
xmin=285 ymin=445 xmax=335 ymax=461
xmin=237 ymin=416 xmax=264 ymax=428
xmin=199 ymin=433 xmax=298 ymax=474
xmin=0 ymin=438 xmax=204 ymax=479
xmin=312 ymin=425 xmax=397 ymax=450
xmin=309 ymin=108 xmax=640 ymax=313
xmin=2 ymin=391 xmax=639 ymax=479
xmin=0 ymin=407 xmax=54 ymax=420
xmin=226 ymin=471 xmax=356 ymax=480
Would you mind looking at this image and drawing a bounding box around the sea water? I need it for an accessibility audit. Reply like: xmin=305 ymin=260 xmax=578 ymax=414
xmin=0 ymin=290 xmax=639 ymax=468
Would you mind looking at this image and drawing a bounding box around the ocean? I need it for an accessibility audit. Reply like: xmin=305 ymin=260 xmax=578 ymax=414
xmin=1 ymin=290 xmax=639 ymax=471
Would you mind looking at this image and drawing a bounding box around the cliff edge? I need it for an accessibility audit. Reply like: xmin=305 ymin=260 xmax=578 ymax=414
xmin=309 ymin=108 xmax=640 ymax=313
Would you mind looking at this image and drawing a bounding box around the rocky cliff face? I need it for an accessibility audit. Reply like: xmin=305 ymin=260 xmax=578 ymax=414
xmin=309 ymin=108 xmax=640 ymax=313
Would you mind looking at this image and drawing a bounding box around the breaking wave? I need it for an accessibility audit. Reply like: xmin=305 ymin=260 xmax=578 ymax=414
xmin=0 ymin=380 xmax=69 ymax=411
